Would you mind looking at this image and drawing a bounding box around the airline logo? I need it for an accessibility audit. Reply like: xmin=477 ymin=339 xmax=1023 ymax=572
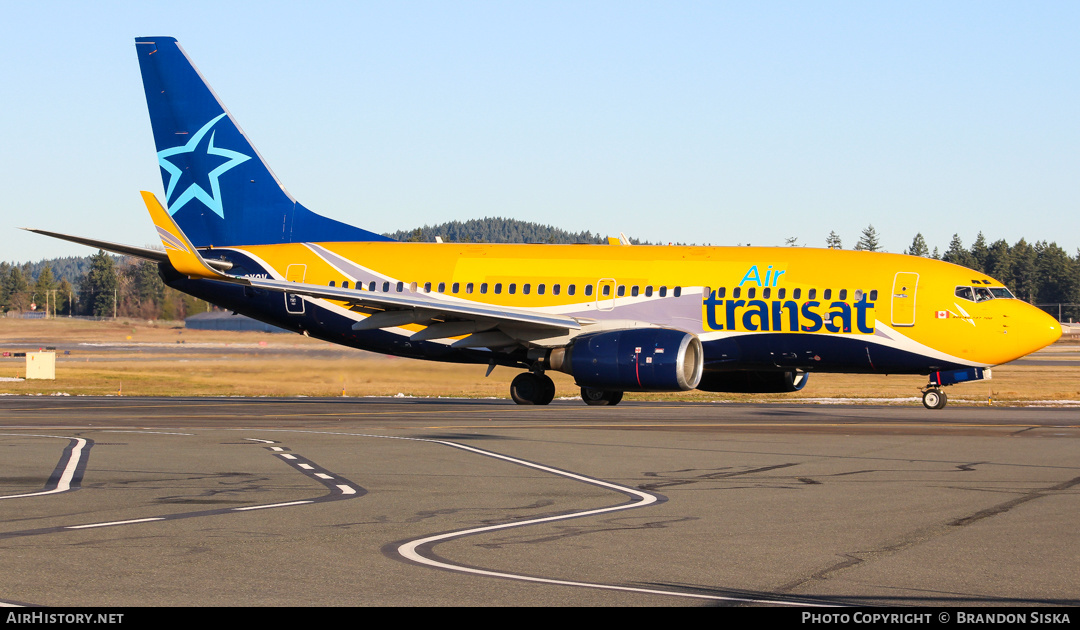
xmin=702 ymin=264 xmax=876 ymax=334
xmin=157 ymin=114 xmax=251 ymax=218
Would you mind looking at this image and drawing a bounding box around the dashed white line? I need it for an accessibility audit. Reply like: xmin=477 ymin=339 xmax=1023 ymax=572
xmin=270 ymin=447 xmax=285 ymax=452
xmin=336 ymin=485 xmax=356 ymax=495
xmin=280 ymin=454 xmax=297 ymax=460
xmin=298 ymin=464 xmax=314 ymax=470
xmin=315 ymin=473 xmax=333 ymax=480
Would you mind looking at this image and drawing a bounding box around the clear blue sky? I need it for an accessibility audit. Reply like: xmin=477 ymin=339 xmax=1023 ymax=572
xmin=2 ymin=1 xmax=1078 ymax=264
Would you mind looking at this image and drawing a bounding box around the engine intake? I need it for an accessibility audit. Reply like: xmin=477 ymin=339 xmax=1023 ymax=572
xmin=549 ymin=328 xmax=703 ymax=391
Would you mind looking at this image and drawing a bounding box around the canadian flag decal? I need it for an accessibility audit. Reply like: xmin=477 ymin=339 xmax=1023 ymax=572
xmin=935 ymin=311 xmax=949 ymax=319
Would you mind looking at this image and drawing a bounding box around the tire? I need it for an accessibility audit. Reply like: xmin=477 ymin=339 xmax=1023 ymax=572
xmin=511 ymin=372 xmax=555 ymax=405
xmin=922 ymin=389 xmax=947 ymax=410
xmin=581 ymin=387 xmax=624 ymax=406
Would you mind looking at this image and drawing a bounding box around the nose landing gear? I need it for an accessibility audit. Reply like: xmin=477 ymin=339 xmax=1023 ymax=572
xmin=921 ymin=387 xmax=948 ymax=410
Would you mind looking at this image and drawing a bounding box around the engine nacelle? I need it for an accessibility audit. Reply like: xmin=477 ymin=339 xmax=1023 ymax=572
xmin=696 ymin=370 xmax=809 ymax=393
xmin=549 ymin=328 xmax=703 ymax=391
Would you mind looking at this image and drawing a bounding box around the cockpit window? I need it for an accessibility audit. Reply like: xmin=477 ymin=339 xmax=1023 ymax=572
xmin=956 ymin=285 xmax=1016 ymax=302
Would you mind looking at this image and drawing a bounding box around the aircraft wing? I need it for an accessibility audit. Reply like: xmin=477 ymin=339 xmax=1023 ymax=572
xmin=141 ymin=191 xmax=580 ymax=336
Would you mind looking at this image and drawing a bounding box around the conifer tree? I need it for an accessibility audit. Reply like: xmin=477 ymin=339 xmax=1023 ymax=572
xmin=854 ymin=225 xmax=881 ymax=252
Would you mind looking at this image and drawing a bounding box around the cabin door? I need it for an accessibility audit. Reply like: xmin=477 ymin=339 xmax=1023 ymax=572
xmin=285 ymin=264 xmax=307 ymax=315
xmin=891 ymin=272 xmax=919 ymax=327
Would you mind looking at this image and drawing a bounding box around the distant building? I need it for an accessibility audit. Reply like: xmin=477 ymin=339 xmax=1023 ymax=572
xmin=185 ymin=310 xmax=289 ymax=333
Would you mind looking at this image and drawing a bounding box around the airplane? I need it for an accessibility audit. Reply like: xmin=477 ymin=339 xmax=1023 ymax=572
xmin=28 ymin=37 xmax=1063 ymax=409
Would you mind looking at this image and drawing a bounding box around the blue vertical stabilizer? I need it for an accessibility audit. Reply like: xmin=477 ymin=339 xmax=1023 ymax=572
xmin=135 ymin=37 xmax=393 ymax=247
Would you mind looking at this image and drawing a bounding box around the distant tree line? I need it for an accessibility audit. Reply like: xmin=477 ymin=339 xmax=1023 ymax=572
xmin=829 ymin=225 xmax=1080 ymax=319
xmin=383 ymin=217 xmax=611 ymax=244
xmin=0 ymin=251 xmax=208 ymax=320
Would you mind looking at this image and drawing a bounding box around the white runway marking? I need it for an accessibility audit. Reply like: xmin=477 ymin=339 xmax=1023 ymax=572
xmin=336 ymin=485 xmax=356 ymax=495
xmin=252 ymin=429 xmax=822 ymax=606
xmin=0 ymin=435 xmax=87 ymax=500
xmin=298 ymin=464 xmax=314 ymax=470
xmin=315 ymin=473 xmax=333 ymax=480
xmin=67 ymin=517 xmax=164 ymax=529
xmin=280 ymin=454 xmax=297 ymax=460
xmin=234 ymin=500 xmax=313 ymax=511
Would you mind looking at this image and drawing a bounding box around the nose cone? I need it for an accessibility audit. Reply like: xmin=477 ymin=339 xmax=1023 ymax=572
xmin=1030 ymin=307 xmax=1063 ymax=351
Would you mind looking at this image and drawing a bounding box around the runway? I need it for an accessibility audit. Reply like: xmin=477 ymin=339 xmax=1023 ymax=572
xmin=0 ymin=397 xmax=1077 ymax=607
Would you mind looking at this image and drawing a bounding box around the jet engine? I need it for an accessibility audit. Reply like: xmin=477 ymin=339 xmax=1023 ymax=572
xmin=548 ymin=328 xmax=703 ymax=391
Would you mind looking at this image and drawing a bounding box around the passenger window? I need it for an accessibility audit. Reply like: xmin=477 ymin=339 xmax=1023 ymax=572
xmin=382 ymin=281 xmax=390 ymax=292
xmin=645 ymin=286 xmax=654 ymax=297
xmin=585 ymin=285 xmax=593 ymax=296
xmin=853 ymin=289 xmax=862 ymax=302
xmin=955 ymin=286 xmax=975 ymax=301
xmin=538 ymin=284 xmax=545 ymax=295
xmin=631 ymin=286 xmax=639 ymax=297
xmin=329 ymin=280 xmax=336 ymax=287
xmin=451 ymin=282 xmax=459 ymax=293
xmin=602 ymin=285 xmax=611 ymax=296
xmin=343 ymin=281 xmax=350 ymax=289
xmin=617 ymin=285 xmax=625 ymax=297
xmin=674 ymin=287 xmax=682 ymax=297
xmin=839 ymin=289 xmax=847 ymax=300
xmin=494 ymin=283 xmax=502 ymax=294
xmin=793 ymin=288 xmax=801 ymax=300
xmin=466 ymin=282 xmax=473 ymax=294
xmin=747 ymin=288 xmax=756 ymax=299
xmin=409 ymin=282 xmax=417 ymax=293
xmin=777 ymin=288 xmax=785 ymax=299
xmin=762 ymin=288 xmax=770 ymax=299
xmin=823 ymin=289 xmax=832 ymax=300
xmin=808 ymin=289 xmax=816 ymax=300
xmin=717 ymin=287 xmax=725 ymax=298
xmin=481 ymin=283 xmax=488 ymax=294
xmin=523 ymin=284 xmax=530 ymax=295
xmin=552 ymin=284 xmax=560 ymax=295
xmin=567 ymin=284 xmax=575 ymax=296
xmin=423 ymin=282 xmax=431 ymax=293
xmin=438 ymin=282 xmax=446 ymax=293
xmin=733 ymin=287 xmax=741 ymax=298
xmin=396 ymin=282 xmax=404 ymax=292
xmin=869 ymin=289 xmax=877 ymax=301
xmin=659 ymin=286 xmax=667 ymax=297
xmin=509 ymin=283 xmax=517 ymax=294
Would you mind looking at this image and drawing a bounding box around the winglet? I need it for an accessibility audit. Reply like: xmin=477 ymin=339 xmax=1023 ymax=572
xmin=142 ymin=191 xmax=227 ymax=279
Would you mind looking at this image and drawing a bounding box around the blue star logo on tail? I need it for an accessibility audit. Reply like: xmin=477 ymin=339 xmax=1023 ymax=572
xmin=157 ymin=114 xmax=251 ymax=218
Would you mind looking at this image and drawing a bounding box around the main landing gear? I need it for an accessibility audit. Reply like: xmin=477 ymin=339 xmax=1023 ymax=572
xmin=580 ymin=387 xmax=623 ymax=406
xmin=510 ymin=371 xmax=556 ymax=405
xmin=508 ymin=371 xmax=625 ymax=406
xmin=921 ymin=387 xmax=948 ymax=410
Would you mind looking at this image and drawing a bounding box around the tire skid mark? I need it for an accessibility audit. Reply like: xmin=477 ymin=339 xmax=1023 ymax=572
xmin=0 ymin=436 xmax=365 ymax=540
xmin=0 ymin=434 xmax=92 ymax=500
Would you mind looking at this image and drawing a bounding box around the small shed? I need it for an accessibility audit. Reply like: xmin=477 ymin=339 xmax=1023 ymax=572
xmin=26 ymin=352 xmax=56 ymax=380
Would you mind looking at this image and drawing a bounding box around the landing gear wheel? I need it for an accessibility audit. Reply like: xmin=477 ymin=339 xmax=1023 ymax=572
xmin=581 ymin=387 xmax=624 ymax=406
xmin=922 ymin=388 xmax=947 ymax=410
xmin=511 ymin=372 xmax=556 ymax=405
